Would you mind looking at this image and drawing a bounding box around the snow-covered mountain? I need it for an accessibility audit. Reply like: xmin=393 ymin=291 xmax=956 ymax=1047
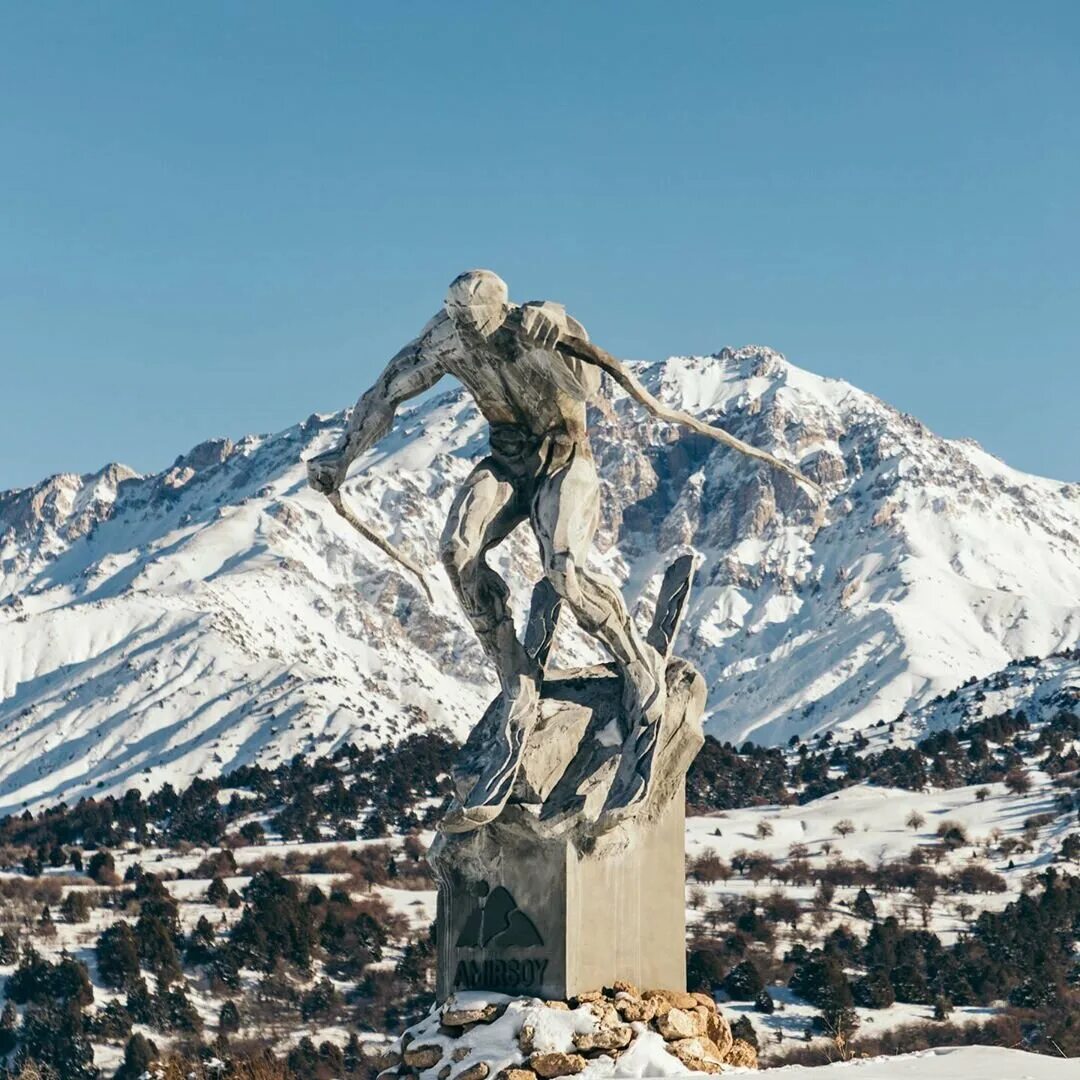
xmin=2 ymin=346 xmax=1079 ymax=812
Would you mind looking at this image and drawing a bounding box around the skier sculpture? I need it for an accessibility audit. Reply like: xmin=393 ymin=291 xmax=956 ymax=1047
xmin=307 ymin=270 xmax=814 ymax=833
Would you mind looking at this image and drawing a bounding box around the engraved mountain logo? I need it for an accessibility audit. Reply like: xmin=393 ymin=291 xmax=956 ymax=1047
xmin=455 ymin=881 xmax=543 ymax=949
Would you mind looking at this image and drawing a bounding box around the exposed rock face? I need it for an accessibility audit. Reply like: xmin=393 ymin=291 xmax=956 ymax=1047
xmin=4 ymin=346 xmax=1080 ymax=810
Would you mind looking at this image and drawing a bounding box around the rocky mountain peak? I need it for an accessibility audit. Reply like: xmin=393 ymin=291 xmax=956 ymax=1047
xmin=0 ymin=347 xmax=1077 ymax=811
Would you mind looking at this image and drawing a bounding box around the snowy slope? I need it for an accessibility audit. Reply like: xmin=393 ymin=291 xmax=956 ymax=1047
xmin=2 ymin=346 xmax=1080 ymax=811
xmin=758 ymin=1046 xmax=1072 ymax=1078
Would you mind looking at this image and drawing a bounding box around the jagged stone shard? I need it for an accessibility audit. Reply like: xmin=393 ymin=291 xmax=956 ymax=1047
xmin=450 ymin=658 xmax=705 ymax=843
xmin=647 ymin=554 xmax=696 ymax=658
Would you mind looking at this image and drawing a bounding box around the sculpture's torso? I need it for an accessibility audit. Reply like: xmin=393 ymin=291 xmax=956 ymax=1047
xmin=423 ymin=309 xmax=601 ymax=447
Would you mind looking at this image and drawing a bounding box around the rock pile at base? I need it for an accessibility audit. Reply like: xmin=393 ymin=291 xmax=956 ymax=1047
xmin=372 ymin=984 xmax=758 ymax=1079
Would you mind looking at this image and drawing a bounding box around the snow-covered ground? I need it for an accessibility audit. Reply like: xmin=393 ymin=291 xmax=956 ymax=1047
xmin=758 ymin=1045 xmax=1072 ymax=1077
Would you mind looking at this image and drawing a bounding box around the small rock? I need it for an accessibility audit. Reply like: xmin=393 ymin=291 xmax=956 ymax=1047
xmin=495 ymin=1071 xmax=537 ymax=1080
xmin=583 ymin=999 xmax=620 ymax=1028
xmin=691 ymin=992 xmax=717 ymax=1012
xmin=725 ymin=1038 xmax=758 ymax=1069
xmin=706 ymin=1011 xmax=733 ymax=1057
xmin=573 ymin=1025 xmax=633 ymax=1053
xmin=404 ymin=1045 xmax=443 ymax=1070
xmin=609 ymin=979 xmax=640 ymax=998
xmin=529 ymin=1052 xmax=587 ymax=1078
xmin=570 ymin=990 xmax=605 ymax=1005
xmin=439 ymin=1068 xmax=451 ymax=1080
xmin=665 ymin=1036 xmax=726 ymax=1074
xmin=443 ymin=1003 xmax=503 ymax=1027
xmin=666 ymin=991 xmax=700 ymax=1010
xmin=456 ymin=1064 xmax=490 ymax=1080
xmin=452 ymin=1048 xmax=472 ymax=1062
xmin=615 ymin=994 xmax=656 ymax=1023
xmin=545 ymin=1000 xmax=570 ymax=1011
xmin=656 ymin=1007 xmax=701 ymax=1041
xmin=518 ymin=1024 xmax=536 ymax=1054
xmin=641 ymin=990 xmax=673 ymax=1018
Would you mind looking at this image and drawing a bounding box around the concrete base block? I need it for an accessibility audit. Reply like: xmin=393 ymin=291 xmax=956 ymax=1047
xmin=433 ymin=782 xmax=687 ymax=1001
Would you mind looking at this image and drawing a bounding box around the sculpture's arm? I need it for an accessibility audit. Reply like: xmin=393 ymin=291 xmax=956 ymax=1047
xmin=556 ymin=335 xmax=822 ymax=499
xmin=307 ymin=323 xmax=448 ymax=494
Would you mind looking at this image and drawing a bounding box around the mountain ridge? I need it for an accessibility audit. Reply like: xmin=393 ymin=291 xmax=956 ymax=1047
xmin=2 ymin=346 xmax=1079 ymax=813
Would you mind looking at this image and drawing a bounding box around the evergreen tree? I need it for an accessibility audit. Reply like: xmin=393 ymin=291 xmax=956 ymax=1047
xmin=115 ymin=1033 xmax=158 ymax=1080
xmin=853 ymin=887 xmax=877 ymax=921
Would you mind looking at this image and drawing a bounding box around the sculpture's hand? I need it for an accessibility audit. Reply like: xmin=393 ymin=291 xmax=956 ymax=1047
xmin=306 ymin=449 xmax=347 ymax=495
xmin=520 ymin=305 xmax=563 ymax=350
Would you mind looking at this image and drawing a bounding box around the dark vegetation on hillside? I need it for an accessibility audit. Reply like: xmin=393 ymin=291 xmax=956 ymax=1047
xmin=0 ymin=658 xmax=1078 ymax=1076
xmin=2 ymin=682 xmax=1077 ymax=859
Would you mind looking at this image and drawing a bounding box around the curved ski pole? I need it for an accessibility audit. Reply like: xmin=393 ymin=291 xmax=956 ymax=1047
xmin=556 ymin=335 xmax=822 ymax=499
xmin=326 ymin=489 xmax=434 ymax=603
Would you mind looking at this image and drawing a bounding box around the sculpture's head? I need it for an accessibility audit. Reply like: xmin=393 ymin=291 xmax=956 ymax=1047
xmin=444 ymin=269 xmax=509 ymax=338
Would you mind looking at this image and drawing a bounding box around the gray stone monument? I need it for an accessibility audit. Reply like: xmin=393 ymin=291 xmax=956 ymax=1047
xmin=307 ymin=271 xmax=816 ymax=1002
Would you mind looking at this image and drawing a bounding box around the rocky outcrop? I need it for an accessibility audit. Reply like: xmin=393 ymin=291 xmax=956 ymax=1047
xmin=383 ymin=987 xmax=757 ymax=1079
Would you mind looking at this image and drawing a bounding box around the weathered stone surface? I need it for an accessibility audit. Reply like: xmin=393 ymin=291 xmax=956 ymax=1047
xmin=583 ymin=999 xmax=620 ymax=1028
xmin=439 ymin=1067 xmax=451 ymax=1080
xmin=404 ymin=1045 xmax=443 ymax=1070
xmin=706 ymin=1010 xmax=733 ymax=1057
xmin=656 ymin=1006 xmax=702 ymax=1041
xmin=529 ymin=1052 xmax=587 ymax=1078
xmin=645 ymin=989 xmax=698 ymax=1010
xmin=614 ymin=993 xmax=657 ymax=1023
xmin=691 ymin=992 xmax=718 ymax=1011
xmin=456 ymin=1064 xmax=490 ymax=1080
xmin=518 ymin=1025 xmax=536 ymax=1055
xmin=544 ymin=1000 xmax=570 ymax=1011
xmin=725 ymin=1038 xmax=758 ymax=1068
xmin=571 ymin=991 xmax=605 ymax=1005
xmin=442 ymin=1002 xmax=503 ymax=1027
xmin=609 ymin=979 xmax=640 ymax=998
xmin=572 ymin=1024 xmax=633 ymax=1053
xmin=451 ymin=1047 xmax=472 ymax=1062
xmin=642 ymin=992 xmax=672 ymax=1018
xmin=666 ymin=1036 xmax=727 ymax=1074
xmin=495 ymin=1071 xmax=537 ymax=1080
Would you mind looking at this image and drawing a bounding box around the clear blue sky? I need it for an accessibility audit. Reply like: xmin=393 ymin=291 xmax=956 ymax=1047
xmin=1 ymin=2 xmax=1077 ymax=490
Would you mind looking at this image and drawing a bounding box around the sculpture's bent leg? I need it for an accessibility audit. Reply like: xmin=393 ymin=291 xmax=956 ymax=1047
xmin=440 ymin=458 xmax=540 ymax=831
xmin=530 ymin=447 xmax=668 ymax=820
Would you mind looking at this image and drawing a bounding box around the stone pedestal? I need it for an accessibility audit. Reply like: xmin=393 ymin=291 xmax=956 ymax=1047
xmin=434 ymin=783 xmax=686 ymax=1001
xmin=431 ymin=658 xmax=704 ymax=1002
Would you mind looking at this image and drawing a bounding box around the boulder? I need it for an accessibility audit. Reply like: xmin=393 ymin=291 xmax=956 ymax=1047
xmin=665 ymin=1036 xmax=727 ymax=1074
xmin=529 ymin=1052 xmax=587 ymax=1078
xmin=443 ymin=1001 xmax=504 ymax=1027
xmin=456 ymin=1065 xmax=490 ymax=1080
xmin=572 ymin=1025 xmax=633 ymax=1053
xmin=706 ymin=1011 xmax=733 ymax=1057
xmin=656 ymin=1007 xmax=702 ymax=1041
xmin=725 ymin=1038 xmax=758 ymax=1069
xmin=645 ymin=989 xmax=698 ymax=1010
xmin=614 ymin=994 xmax=656 ymax=1023
xmin=404 ymin=1045 xmax=443 ymax=1070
